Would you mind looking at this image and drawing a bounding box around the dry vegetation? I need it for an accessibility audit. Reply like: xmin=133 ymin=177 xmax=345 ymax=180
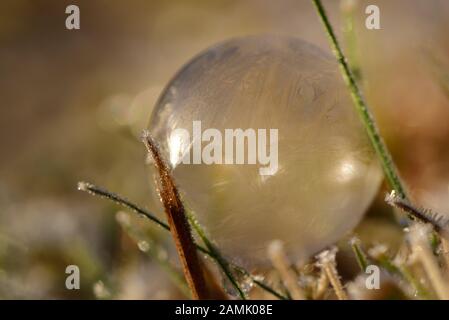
xmin=1 ymin=0 xmax=449 ymax=299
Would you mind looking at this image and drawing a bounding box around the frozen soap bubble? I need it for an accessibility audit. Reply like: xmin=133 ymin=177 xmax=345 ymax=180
xmin=148 ymin=35 xmax=382 ymax=268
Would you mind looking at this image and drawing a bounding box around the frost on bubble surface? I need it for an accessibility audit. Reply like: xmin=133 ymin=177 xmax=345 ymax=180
xmin=148 ymin=35 xmax=382 ymax=268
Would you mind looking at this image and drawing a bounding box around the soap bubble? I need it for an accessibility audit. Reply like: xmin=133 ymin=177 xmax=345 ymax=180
xmin=148 ymin=35 xmax=382 ymax=268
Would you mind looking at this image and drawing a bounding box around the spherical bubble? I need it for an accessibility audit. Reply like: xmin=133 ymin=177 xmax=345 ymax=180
xmin=148 ymin=35 xmax=382 ymax=268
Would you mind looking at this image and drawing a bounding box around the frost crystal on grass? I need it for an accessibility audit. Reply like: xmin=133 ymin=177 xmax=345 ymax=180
xmin=386 ymin=190 xmax=449 ymax=233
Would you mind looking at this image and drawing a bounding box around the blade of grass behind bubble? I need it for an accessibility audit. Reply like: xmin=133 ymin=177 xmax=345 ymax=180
xmin=311 ymin=0 xmax=410 ymax=206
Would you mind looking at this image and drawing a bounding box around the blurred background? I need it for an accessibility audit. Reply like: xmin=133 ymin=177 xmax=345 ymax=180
xmin=0 ymin=0 xmax=448 ymax=299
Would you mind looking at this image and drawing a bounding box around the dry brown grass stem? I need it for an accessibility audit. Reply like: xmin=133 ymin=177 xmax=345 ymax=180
xmin=408 ymin=224 xmax=449 ymax=300
xmin=317 ymin=247 xmax=348 ymax=300
xmin=141 ymin=130 xmax=226 ymax=300
xmin=313 ymin=269 xmax=330 ymax=300
xmin=440 ymin=237 xmax=449 ymax=272
xmin=268 ymin=240 xmax=305 ymax=300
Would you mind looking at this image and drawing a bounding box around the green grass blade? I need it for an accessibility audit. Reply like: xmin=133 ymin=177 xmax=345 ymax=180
xmin=311 ymin=0 xmax=409 ymax=201
xmin=78 ymin=181 xmax=287 ymax=299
